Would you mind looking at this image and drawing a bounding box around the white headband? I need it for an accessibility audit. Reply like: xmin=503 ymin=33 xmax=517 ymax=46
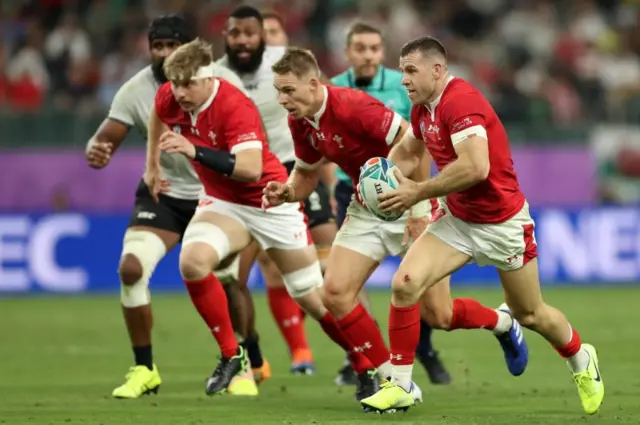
xmin=191 ymin=62 xmax=215 ymax=80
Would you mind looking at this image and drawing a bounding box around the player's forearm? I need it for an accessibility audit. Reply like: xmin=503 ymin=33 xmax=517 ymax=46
xmin=88 ymin=119 xmax=129 ymax=153
xmin=416 ymin=156 xmax=485 ymax=200
xmin=319 ymin=162 xmax=337 ymax=199
xmin=193 ymin=147 xmax=261 ymax=182
xmin=388 ymin=143 xmax=420 ymax=178
xmin=146 ymin=109 xmax=163 ymax=170
xmin=318 ymin=162 xmax=337 ymax=187
xmin=409 ymin=151 xmax=431 ymax=183
xmin=146 ymin=139 xmax=161 ymax=171
xmin=388 ymin=125 xmax=423 ymax=178
xmin=286 ymin=168 xmax=319 ymax=202
xmin=193 ymin=146 xmax=237 ymax=176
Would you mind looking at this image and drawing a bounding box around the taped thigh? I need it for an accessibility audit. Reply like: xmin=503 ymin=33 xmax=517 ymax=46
xmin=182 ymin=221 xmax=231 ymax=261
xmin=120 ymin=230 xmax=167 ymax=307
xmin=282 ymin=261 xmax=323 ymax=298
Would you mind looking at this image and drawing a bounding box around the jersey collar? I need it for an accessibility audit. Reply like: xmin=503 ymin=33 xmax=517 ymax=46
xmin=189 ymin=78 xmax=220 ymax=125
xmin=426 ymin=74 xmax=455 ymax=112
xmin=304 ymin=85 xmax=328 ymax=130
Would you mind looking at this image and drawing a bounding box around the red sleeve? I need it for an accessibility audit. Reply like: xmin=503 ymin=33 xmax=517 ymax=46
xmin=154 ymin=82 xmax=174 ymax=123
xmin=289 ymin=117 xmax=323 ymax=170
xmin=222 ymin=88 xmax=266 ymax=153
xmin=409 ymin=105 xmax=422 ymax=140
xmin=350 ymin=91 xmax=403 ymax=146
xmin=440 ymin=92 xmax=488 ymax=146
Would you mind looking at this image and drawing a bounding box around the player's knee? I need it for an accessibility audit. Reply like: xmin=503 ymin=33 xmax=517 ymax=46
xmin=391 ymin=269 xmax=427 ymax=306
xmin=322 ymin=273 xmax=358 ymax=317
xmin=119 ymin=254 xmax=150 ymax=308
xmin=119 ymin=254 xmax=143 ymax=286
xmin=181 ymin=221 xmax=228 ymax=280
xmin=179 ymin=245 xmax=218 ymax=281
xmin=119 ymin=230 xmax=166 ymax=307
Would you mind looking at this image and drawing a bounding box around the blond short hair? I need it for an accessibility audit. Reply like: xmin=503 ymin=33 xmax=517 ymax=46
xmin=163 ymin=38 xmax=214 ymax=85
xmin=271 ymin=46 xmax=319 ymax=78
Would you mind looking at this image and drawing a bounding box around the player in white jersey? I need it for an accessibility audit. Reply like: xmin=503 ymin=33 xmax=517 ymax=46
xmin=84 ymin=14 xmax=263 ymax=399
xmin=217 ymin=5 xmax=338 ymax=376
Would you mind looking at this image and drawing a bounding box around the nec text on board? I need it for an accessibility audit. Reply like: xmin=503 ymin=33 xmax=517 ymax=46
xmin=0 ymin=208 xmax=639 ymax=293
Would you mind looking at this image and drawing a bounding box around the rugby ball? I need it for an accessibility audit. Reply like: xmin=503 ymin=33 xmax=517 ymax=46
xmin=358 ymin=157 xmax=404 ymax=222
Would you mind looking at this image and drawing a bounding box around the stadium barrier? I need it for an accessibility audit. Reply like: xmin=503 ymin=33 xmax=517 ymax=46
xmin=0 ymin=207 xmax=638 ymax=294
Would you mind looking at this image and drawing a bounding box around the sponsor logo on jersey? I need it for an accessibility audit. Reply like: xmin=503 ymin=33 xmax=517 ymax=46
xmin=452 ymin=117 xmax=473 ymax=132
xmin=238 ymin=132 xmax=258 ymax=142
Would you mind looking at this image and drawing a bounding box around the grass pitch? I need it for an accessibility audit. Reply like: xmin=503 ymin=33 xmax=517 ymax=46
xmin=1 ymin=287 xmax=638 ymax=424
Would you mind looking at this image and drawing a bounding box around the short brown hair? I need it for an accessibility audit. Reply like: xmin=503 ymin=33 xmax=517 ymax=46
xmin=261 ymin=10 xmax=284 ymax=28
xmin=163 ymin=38 xmax=213 ymax=85
xmin=271 ymin=46 xmax=319 ymax=78
xmin=400 ymin=36 xmax=447 ymax=60
xmin=346 ymin=22 xmax=382 ymax=45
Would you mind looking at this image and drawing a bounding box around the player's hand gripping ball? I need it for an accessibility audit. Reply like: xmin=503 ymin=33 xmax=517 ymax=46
xmin=358 ymin=157 xmax=404 ymax=221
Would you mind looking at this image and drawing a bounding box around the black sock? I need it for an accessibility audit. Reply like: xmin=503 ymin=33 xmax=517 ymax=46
xmin=242 ymin=335 xmax=264 ymax=368
xmin=133 ymin=345 xmax=153 ymax=370
xmin=415 ymin=320 xmax=434 ymax=358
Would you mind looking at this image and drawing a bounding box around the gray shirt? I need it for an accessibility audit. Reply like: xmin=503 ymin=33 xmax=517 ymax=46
xmin=107 ymin=65 xmax=245 ymax=200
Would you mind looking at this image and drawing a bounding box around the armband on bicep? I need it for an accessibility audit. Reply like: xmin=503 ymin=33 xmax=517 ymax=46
xmin=194 ymin=146 xmax=236 ymax=176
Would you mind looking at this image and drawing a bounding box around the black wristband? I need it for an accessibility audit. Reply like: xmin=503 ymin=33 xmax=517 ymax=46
xmin=194 ymin=146 xmax=236 ymax=176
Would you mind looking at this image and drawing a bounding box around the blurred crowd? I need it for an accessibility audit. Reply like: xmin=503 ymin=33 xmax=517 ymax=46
xmin=1 ymin=0 xmax=640 ymax=124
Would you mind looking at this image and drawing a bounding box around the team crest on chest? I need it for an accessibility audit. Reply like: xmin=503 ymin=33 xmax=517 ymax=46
xmin=172 ymin=125 xmax=181 ymax=134
xmin=307 ymin=130 xmax=326 ymax=150
xmin=332 ymin=134 xmax=344 ymax=148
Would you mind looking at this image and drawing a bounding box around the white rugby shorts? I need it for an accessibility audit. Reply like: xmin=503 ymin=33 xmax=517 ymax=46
xmin=195 ymin=195 xmax=311 ymax=250
xmin=427 ymin=199 xmax=537 ymax=271
xmin=334 ymin=200 xmax=437 ymax=262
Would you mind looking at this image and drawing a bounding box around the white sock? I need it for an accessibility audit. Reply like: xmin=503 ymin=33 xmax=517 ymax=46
xmin=492 ymin=310 xmax=513 ymax=335
xmin=567 ymin=346 xmax=590 ymax=373
xmin=377 ymin=360 xmax=392 ymax=379
xmin=391 ymin=364 xmax=414 ymax=393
